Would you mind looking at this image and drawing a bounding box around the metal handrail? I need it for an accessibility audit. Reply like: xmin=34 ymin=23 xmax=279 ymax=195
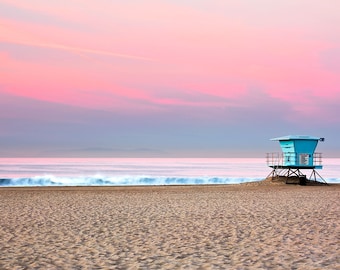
xmin=266 ymin=152 xmax=322 ymax=167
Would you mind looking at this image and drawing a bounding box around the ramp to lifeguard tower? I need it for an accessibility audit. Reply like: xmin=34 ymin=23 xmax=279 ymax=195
xmin=265 ymin=174 xmax=328 ymax=186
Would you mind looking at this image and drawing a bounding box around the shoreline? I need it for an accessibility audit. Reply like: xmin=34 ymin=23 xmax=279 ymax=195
xmin=1 ymin=180 xmax=339 ymax=190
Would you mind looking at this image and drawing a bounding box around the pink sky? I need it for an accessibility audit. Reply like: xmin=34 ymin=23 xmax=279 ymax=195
xmin=1 ymin=0 xmax=340 ymax=156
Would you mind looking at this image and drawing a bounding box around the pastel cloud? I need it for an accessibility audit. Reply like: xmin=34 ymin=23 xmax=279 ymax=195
xmin=0 ymin=19 xmax=152 ymax=61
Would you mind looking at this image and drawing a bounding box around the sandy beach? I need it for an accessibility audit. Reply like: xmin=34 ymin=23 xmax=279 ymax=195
xmin=0 ymin=184 xmax=339 ymax=269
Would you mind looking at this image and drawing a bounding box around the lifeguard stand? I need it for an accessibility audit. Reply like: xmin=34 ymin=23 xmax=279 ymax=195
xmin=266 ymin=135 xmax=327 ymax=185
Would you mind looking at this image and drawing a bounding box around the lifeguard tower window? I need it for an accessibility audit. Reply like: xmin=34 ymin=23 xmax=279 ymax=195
xmin=299 ymin=154 xmax=309 ymax=166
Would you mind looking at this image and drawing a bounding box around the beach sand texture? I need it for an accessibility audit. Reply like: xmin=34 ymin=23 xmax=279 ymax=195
xmin=0 ymin=184 xmax=339 ymax=269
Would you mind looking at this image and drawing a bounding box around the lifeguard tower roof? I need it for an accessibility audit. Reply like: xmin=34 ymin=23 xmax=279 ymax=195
xmin=270 ymin=135 xmax=323 ymax=141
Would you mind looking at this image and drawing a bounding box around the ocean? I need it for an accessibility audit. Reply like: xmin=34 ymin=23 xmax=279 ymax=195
xmin=0 ymin=158 xmax=339 ymax=187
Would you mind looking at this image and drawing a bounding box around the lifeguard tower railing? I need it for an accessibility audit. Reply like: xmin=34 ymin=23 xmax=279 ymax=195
xmin=266 ymin=152 xmax=323 ymax=169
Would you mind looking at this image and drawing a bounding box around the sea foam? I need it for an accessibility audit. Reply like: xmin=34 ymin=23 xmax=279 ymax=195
xmin=0 ymin=175 xmax=263 ymax=187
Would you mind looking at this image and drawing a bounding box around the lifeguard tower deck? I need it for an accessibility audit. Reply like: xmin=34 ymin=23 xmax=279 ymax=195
xmin=266 ymin=135 xmax=327 ymax=185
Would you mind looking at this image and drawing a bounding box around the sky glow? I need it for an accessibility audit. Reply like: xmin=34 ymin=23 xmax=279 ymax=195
xmin=1 ymin=0 xmax=340 ymax=157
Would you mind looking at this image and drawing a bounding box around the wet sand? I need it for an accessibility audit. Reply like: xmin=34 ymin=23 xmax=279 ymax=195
xmin=0 ymin=184 xmax=339 ymax=269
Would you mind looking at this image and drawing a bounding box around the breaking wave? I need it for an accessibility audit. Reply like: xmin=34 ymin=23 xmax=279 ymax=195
xmin=0 ymin=175 xmax=264 ymax=187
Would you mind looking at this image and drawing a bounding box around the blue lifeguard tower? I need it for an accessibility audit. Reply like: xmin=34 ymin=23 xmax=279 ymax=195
xmin=266 ymin=135 xmax=327 ymax=185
